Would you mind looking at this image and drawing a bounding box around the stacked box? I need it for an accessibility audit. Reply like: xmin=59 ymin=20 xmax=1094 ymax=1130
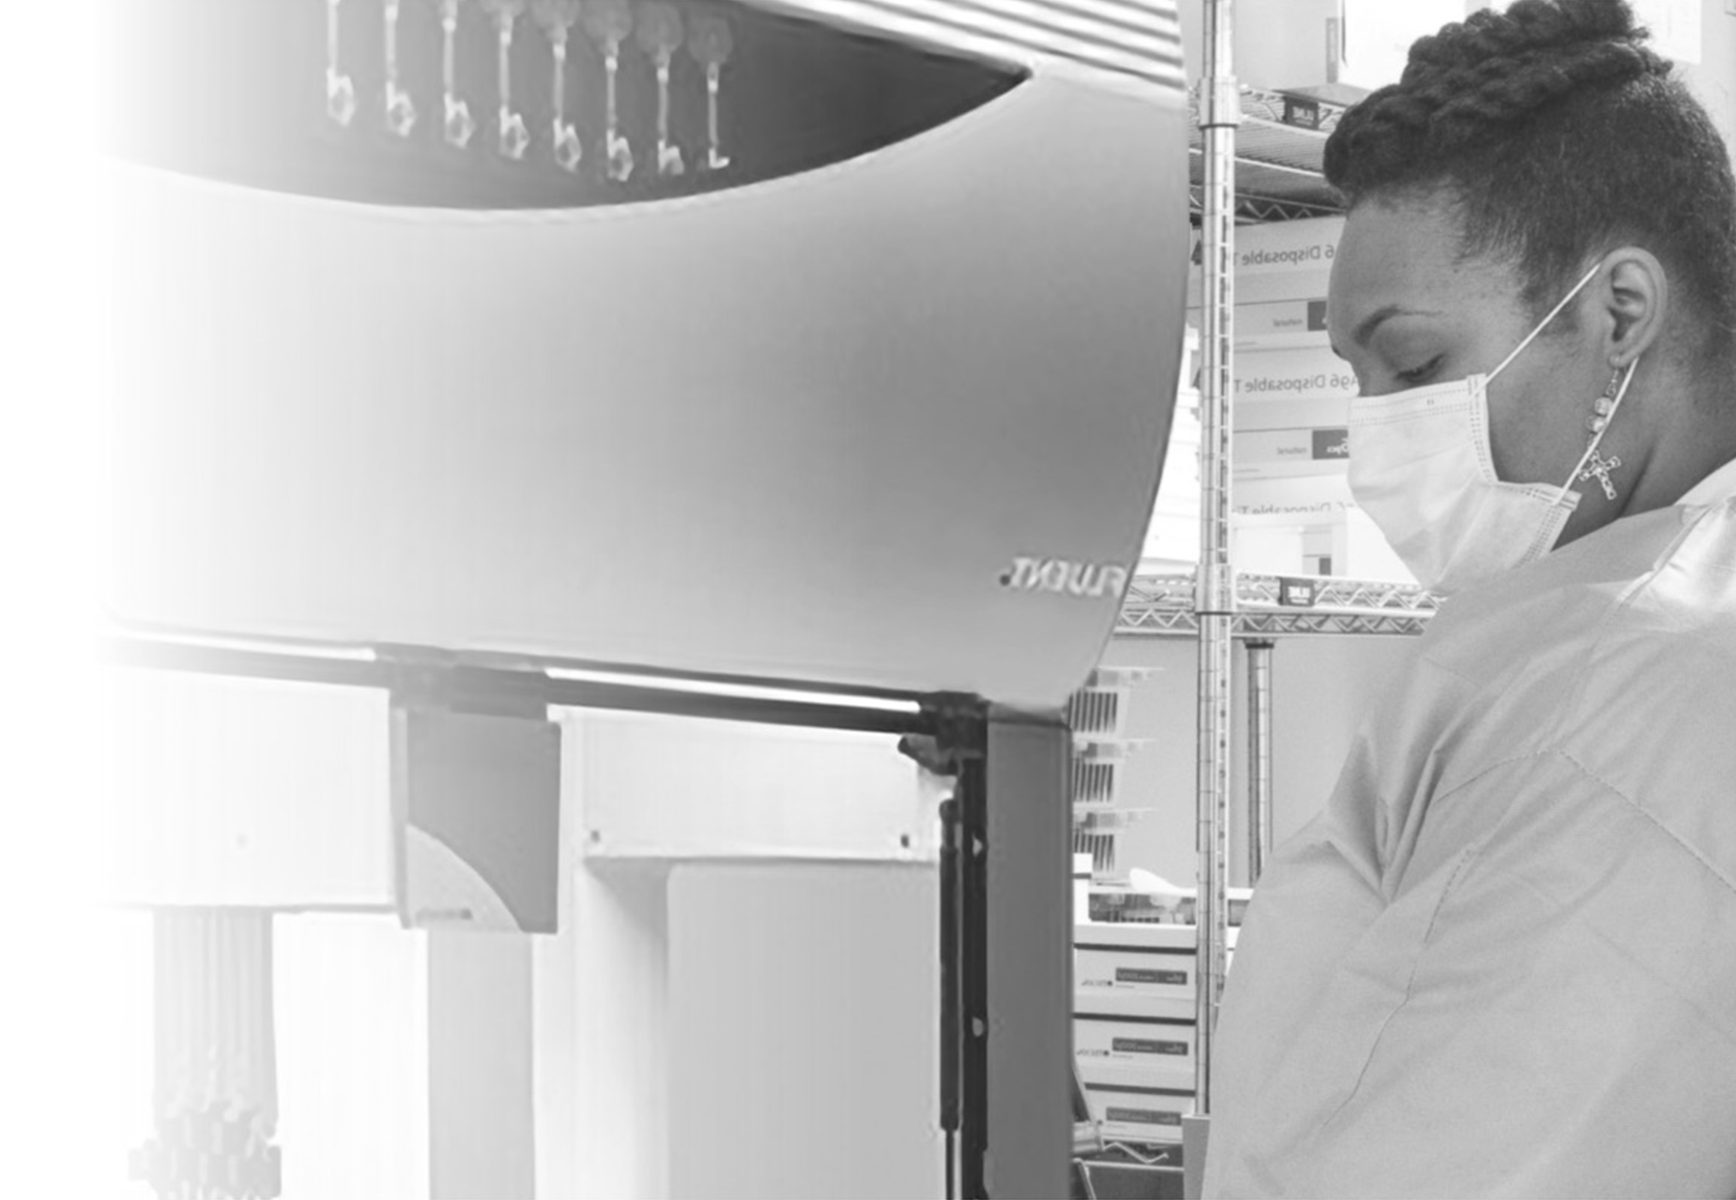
xmin=1075 ymin=998 xmax=1198 ymax=1073
xmin=1186 ymin=217 xmax=1342 ymax=310
xmin=1072 ymin=922 xmax=1245 ymax=1145
xmin=1222 ymin=298 xmax=1331 ymax=350
xmin=1181 ymin=216 xmax=1415 ymax=579
xmin=1077 ymin=921 xmax=1199 ymax=1002
xmin=1231 ymin=349 xmax=1353 ymax=489
xmin=1233 ymin=397 xmax=1351 ymax=482
xmin=1076 ymin=1058 xmax=1193 ymax=1144
xmin=1075 ymin=922 xmax=1239 ymax=1002
xmin=1232 ymin=346 xmax=1357 ymax=402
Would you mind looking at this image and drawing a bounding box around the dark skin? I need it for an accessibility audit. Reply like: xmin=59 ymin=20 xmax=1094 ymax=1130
xmin=1327 ymin=193 xmax=1736 ymax=548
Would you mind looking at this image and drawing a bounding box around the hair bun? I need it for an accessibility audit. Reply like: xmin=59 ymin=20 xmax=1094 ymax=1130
xmin=1324 ymin=0 xmax=1672 ymax=184
xmin=1402 ymin=0 xmax=1668 ymax=93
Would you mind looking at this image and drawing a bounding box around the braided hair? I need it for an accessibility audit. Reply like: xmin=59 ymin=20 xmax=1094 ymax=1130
xmin=1324 ymin=0 xmax=1736 ymax=373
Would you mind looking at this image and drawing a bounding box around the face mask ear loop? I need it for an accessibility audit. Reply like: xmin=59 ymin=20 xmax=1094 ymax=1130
xmin=1558 ymin=356 xmax=1640 ymax=502
xmin=1488 ymin=264 xmax=1603 ymax=383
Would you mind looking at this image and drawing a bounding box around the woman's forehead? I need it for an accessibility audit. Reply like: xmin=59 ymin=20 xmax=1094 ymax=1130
xmin=1327 ymin=199 xmax=1512 ymax=336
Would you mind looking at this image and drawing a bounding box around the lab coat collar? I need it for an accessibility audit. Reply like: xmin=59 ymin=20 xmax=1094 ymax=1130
xmin=1678 ymin=457 xmax=1736 ymax=507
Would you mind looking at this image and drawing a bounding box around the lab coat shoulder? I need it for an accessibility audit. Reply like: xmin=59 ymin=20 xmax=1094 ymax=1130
xmin=1554 ymin=501 xmax=1736 ymax=885
xmin=1207 ymin=742 xmax=1736 ymax=1198
xmin=1245 ymin=747 xmax=1736 ymax=1199
xmin=1204 ymin=501 xmax=1736 ymax=1198
xmin=1402 ymin=499 xmax=1736 ymax=883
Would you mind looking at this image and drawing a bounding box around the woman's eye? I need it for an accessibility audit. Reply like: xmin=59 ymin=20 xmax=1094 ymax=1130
xmin=1396 ymin=355 xmax=1444 ymax=385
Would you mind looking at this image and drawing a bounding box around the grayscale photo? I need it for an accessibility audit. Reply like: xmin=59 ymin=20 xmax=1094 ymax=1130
xmin=43 ymin=0 xmax=1736 ymax=1195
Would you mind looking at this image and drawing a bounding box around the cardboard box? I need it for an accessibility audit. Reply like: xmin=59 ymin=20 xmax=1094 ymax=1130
xmin=1232 ymin=396 xmax=1350 ymax=481
xmin=1229 ymin=217 xmax=1345 ymax=275
xmin=1074 ymin=923 xmax=1239 ymax=1003
xmin=1188 ymin=217 xmax=1345 ymax=307
xmin=1234 ymin=396 xmax=1350 ymax=432
xmin=1232 ymin=426 xmax=1350 ymax=481
xmin=1075 ymin=996 xmax=1198 ymax=1072
xmin=1069 ymin=923 xmax=1194 ymax=1000
xmin=1189 ymin=268 xmax=1333 ymax=310
xmin=1074 ymin=1032 xmax=1198 ymax=1087
xmin=1189 ymin=298 xmax=1331 ymax=351
xmin=1234 ymin=298 xmax=1331 ymax=348
xmin=1076 ymin=1058 xmax=1194 ymax=1145
xmin=1232 ymin=347 xmax=1358 ymax=401
xmin=1076 ymin=943 xmax=1193 ymax=1002
xmin=1233 ymin=473 xmax=1356 ymax=523
xmin=1075 ymin=989 xmax=1197 ymax=1024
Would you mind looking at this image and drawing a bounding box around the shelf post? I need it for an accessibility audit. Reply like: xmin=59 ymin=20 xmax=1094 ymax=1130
xmin=1247 ymin=639 xmax=1274 ymax=885
xmin=1193 ymin=0 xmax=1238 ymax=1150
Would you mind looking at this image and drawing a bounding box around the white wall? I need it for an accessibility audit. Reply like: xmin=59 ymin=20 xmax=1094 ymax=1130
xmin=1102 ymin=633 xmax=1418 ymax=888
xmin=1683 ymin=0 xmax=1736 ymax=152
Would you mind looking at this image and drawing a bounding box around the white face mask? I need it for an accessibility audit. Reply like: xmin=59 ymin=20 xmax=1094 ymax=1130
xmin=1347 ymin=264 xmax=1638 ymax=596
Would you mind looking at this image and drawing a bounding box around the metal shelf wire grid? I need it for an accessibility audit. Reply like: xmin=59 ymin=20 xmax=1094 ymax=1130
xmin=1117 ymin=572 xmax=1440 ymax=638
xmin=1187 ymin=84 xmax=1346 ymax=222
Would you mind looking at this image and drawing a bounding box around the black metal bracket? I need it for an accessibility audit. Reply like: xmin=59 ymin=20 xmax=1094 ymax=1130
xmin=898 ymin=691 xmax=985 ymax=776
xmin=920 ymin=693 xmax=990 ymax=1200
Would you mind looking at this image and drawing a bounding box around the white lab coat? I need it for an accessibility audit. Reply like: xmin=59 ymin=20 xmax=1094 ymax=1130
xmin=1204 ymin=468 xmax=1736 ymax=1199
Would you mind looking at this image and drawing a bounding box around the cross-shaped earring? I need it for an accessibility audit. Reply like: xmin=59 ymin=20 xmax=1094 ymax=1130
xmin=1581 ymin=366 xmax=1625 ymax=502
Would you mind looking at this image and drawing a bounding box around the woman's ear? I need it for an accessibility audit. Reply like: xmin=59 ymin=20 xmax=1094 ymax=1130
xmin=1598 ymin=247 xmax=1669 ymax=367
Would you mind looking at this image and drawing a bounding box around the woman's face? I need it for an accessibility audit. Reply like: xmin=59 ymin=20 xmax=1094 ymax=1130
xmin=1326 ymin=195 xmax=1610 ymax=493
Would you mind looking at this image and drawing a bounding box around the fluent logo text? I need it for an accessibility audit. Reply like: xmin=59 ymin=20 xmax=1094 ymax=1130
xmin=999 ymin=557 xmax=1130 ymax=599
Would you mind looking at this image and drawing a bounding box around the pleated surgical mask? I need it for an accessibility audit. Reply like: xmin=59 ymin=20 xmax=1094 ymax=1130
xmin=1347 ymin=265 xmax=1638 ymax=596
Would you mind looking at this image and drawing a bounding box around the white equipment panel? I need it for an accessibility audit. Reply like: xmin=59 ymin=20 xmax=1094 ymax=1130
xmin=107 ymin=66 xmax=1189 ymax=711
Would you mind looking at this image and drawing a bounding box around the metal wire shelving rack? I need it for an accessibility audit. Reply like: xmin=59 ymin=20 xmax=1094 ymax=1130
xmin=1117 ymin=572 xmax=1436 ymax=638
xmin=1134 ymin=4 xmax=1439 ymax=1173
xmin=1187 ymin=85 xmax=1348 ymax=223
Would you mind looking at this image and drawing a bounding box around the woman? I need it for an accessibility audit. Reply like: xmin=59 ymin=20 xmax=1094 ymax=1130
xmin=1203 ymin=2 xmax=1736 ymax=1195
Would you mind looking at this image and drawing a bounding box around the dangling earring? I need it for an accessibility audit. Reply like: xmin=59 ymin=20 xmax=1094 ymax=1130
xmin=1587 ymin=368 xmax=1621 ymax=437
xmin=1578 ymin=367 xmax=1625 ymax=501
